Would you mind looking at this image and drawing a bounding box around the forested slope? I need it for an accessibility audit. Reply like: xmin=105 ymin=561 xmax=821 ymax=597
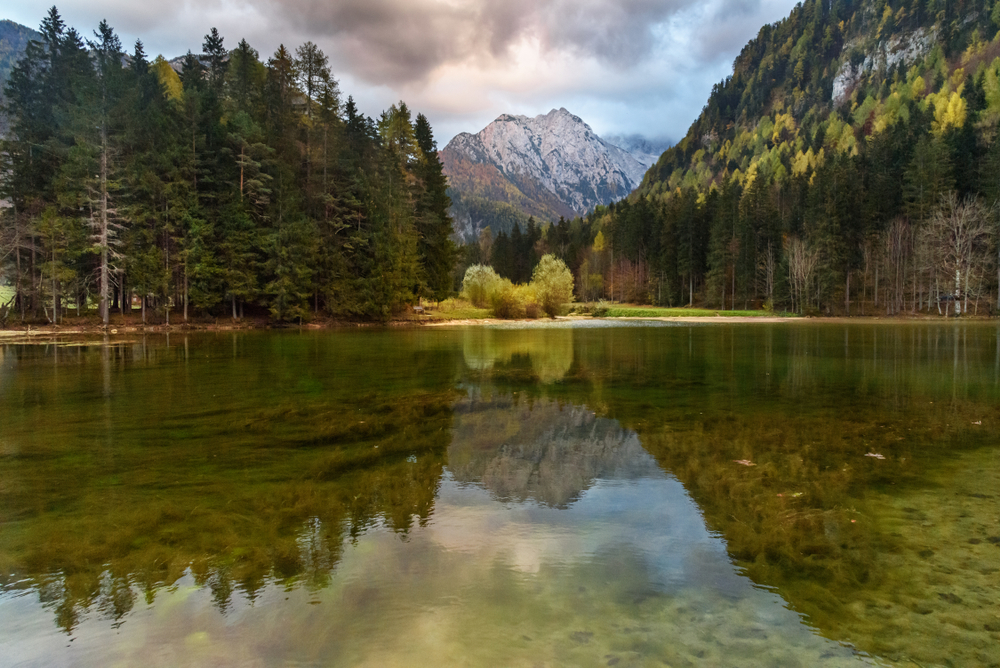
xmin=0 ymin=8 xmax=455 ymax=324
xmin=586 ymin=0 xmax=1000 ymax=314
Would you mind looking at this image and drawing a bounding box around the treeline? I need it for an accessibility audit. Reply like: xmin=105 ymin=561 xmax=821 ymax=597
xmin=470 ymin=0 xmax=1000 ymax=315
xmin=459 ymin=215 xmax=609 ymax=297
xmin=0 ymin=7 xmax=455 ymax=324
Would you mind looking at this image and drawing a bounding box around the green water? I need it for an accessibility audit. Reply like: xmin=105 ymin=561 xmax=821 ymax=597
xmin=1 ymin=323 xmax=999 ymax=667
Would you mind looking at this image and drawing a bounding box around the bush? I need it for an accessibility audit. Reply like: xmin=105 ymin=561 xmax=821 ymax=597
xmin=530 ymin=254 xmax=575 ymax=317
xmin=489 ymin=279 xmax=540 ymax=319
xmin=461 ymin=264 xmax=502 ymax=308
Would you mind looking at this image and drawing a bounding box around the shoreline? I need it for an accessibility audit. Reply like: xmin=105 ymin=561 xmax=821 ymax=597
xmin=1 ymin=312 xmax=995 ymax=343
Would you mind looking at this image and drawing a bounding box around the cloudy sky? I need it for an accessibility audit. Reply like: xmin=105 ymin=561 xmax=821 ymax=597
xmin=4 ymin=0 xmax=799 ymax=145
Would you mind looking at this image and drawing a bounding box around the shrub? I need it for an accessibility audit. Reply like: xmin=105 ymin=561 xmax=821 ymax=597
xmin=530 ymin=254 xmax=575 ymax=316
xmin=461 ymin=264 xmax=502 ymax=308
xmin=489 ymin=279 xmax=540 ymax=319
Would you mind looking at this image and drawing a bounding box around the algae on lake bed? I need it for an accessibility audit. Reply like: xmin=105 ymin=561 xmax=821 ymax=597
xmin=2 ymin=323 xmax=1000 ymax=666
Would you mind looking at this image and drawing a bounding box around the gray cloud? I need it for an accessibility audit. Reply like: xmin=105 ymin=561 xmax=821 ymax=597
xmin=4 ymin=0 xmax=801 ymax=144
xmin=693 ymin=0 xmax=769 ymax=60
xmin=270 ymin=0 xmax=701 ymax=84
xmin=541 ymin=0 xmax=697 ymax=65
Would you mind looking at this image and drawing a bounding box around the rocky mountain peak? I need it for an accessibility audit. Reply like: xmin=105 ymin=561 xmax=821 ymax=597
xmin=442 ymin=108 xmax=648 ymax=217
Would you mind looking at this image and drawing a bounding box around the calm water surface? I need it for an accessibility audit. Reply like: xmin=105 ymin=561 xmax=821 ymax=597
xmin=1 ymin=322 xmax=999 ymax=667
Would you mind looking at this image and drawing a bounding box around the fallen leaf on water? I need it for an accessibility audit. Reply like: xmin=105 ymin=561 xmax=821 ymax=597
xmin=865 ymin=453 xmax=885 ymax=460
xmin=972 ymin=420 xmax=982 ymax=425
xmin=734 ymin=459 xmax=756 ymax=466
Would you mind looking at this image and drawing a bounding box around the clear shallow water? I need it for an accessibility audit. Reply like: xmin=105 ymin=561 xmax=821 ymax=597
xmin=1 ymin=323 xmax=999 ymax=667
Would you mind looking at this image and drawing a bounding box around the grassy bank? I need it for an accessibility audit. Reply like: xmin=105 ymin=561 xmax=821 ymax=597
xmin=410 ymin=298 xmax=492 ymax=321
xmin=594 ymin=305 xmax=795 ymax=318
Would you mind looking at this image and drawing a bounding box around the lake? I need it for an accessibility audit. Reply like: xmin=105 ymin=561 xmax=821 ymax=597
xmin=1 ymin=322 xmax=999 ymax=667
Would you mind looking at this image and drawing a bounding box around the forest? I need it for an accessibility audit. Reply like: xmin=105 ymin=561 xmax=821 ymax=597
xmin=466 ymin=0 xmax=1000 ymax=316
xmin=0 ymin=7 xmax=455 ymax=325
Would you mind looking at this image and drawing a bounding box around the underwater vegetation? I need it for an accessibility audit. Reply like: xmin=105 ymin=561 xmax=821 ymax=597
xmin=1 ymin=323 xmax=999 ymax=665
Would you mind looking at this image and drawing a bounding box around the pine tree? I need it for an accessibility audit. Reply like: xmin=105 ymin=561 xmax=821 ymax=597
xmin=412 ymin=113 xmax=455 ymax=301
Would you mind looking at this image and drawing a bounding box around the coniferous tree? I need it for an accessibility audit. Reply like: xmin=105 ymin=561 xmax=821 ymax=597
xmin=412 ymin=113 xmax=456 ymax=302
xmin=1 ymin=13 xmax=461 ymax=323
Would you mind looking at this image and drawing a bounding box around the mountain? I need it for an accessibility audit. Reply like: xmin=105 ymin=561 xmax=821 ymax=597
xmin=0 ymin=20 xmax=38 ymax=88
xmin=635 ymin=0 xmax=992 ymax=199
xmin=603 ymin=133 xmax=673 ymax=169
xmin=0 ymin=20 xmax=40 ymax=135
xmin=442 ymin=108 xmax=647 ymax=241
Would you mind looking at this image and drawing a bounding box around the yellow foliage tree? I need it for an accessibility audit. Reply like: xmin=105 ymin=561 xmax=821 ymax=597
xmin=932 ymin=91 xmax=968 ymax=133
xmin=152 ymin=56 xmax=183 ymax=103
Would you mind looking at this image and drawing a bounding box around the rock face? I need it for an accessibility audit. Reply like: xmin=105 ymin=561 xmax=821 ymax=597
xmin=831 ymin=27 xmax=938 ymax=106
xmin=442 ymin=108 xmax=648 ymax=220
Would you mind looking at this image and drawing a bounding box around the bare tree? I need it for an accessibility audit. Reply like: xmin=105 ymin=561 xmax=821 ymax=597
xmin=758 ymin=241 xmax=776 ymax=308
xmin=922 ymin=192 xmax=995 ymax=316
xmin=860 ymin=236 xmax=876 ymax=316
xmin=883 ymin=217 xmax=911 ymax=315
xmin=786 ymin=236 xmax=819 ymax=314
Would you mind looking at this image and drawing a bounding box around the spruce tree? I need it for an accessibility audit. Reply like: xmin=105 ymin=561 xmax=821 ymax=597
xmin=412 ymin=113 xmax=455 ymax=302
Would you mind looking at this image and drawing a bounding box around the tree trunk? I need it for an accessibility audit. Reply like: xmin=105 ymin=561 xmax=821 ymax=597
xmin=964 ymin=266 xmax=971 ymax=315
xmin=120 ymin=273 xmax=128 ymax=316
xmin=731 ymin=264 xmax=735 ymax=311
xmin=100 ymin=127 xmax=110 ymax=326
xmin=31 ymin=236 xmax=37 ymax=319
xmin=955 ymin=269 xmax=962 ymax=316
xmin=16 ymin=226 xmax=24 ymax=321
xmin=873 ymin=264 xmax=879 ymax=308
xmin=323 ymin=125 xmax=328 ymax=220
xmin=845 ymin=272 xmax=850 ymax=316
xmin=51 ymin=248 xmax=58 ymax=325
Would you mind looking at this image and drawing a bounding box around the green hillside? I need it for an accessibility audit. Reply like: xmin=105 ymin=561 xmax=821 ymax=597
xmin=583 ymin=0 xmax=1000 ymax=314
xmin=640 ymin=0 xmax=990 ymax=197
